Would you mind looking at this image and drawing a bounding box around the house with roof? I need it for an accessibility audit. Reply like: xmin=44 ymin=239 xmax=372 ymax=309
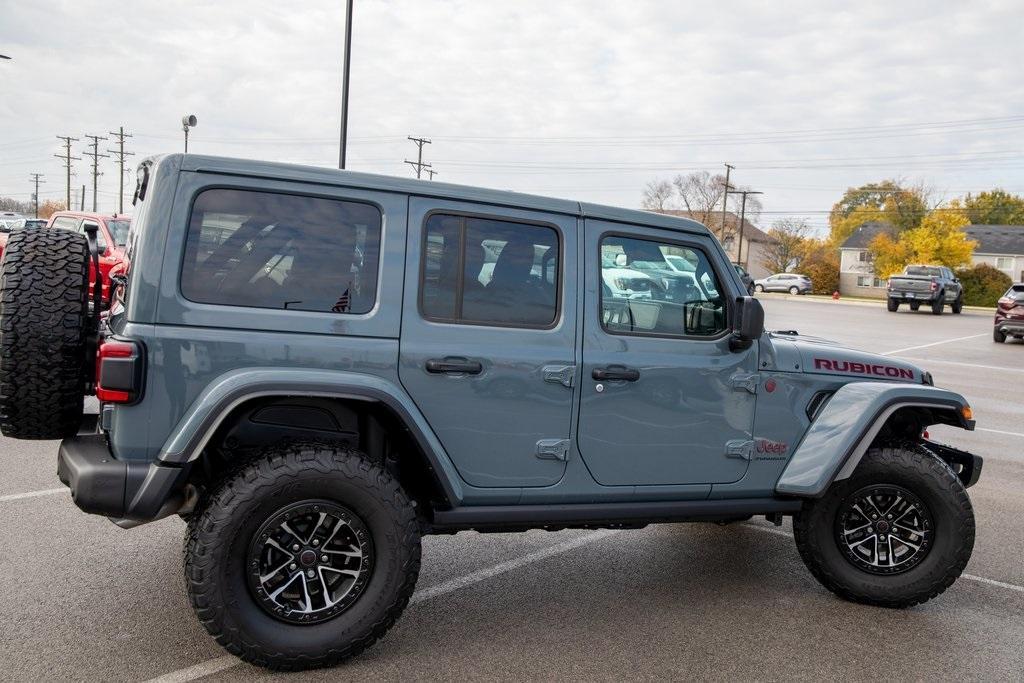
xmin=652 ymin=209 xmax=777 ymax=278
xmin=839 ymin=222 xmax=1024 ymax=298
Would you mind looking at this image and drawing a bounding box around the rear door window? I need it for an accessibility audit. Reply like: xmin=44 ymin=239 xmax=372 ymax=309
xmin=420 ymin=213 xmax=560 ymax=328
xmin=180 ymin=188 xmax=381 ymax=314
xmin=51 ymin=216 xmax=80 ymax=231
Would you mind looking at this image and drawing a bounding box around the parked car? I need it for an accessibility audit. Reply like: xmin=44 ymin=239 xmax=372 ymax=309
xmin=994 ymin=283 xmax=1024 ymax=342
xmin=46 ymin=211 xmax=131 ymax=306
xmin=886 ymin=265 xmax=963 ymax=315
xmin=0 ymin=154 xmax=982 ymax=671
xmin=754 ymin=272 xmax=812 ymax=294
xmin=734 ymin=263 xmax=754 ymax=294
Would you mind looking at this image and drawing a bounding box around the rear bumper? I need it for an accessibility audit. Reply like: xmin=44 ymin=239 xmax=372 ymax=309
xmin=57 ymin=433 xmax=188 ymax=521
xmin=889 ymin=291 xmax=937 ymax=302
xmin=995 ymin=320 xmax=1024 ymax=335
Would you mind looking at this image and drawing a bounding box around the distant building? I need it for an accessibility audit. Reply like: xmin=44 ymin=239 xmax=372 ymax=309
xmin=652 ymin=209 xmax=777 ymax=279
xmin=839 ymin=222 xmax=1024 ymax=298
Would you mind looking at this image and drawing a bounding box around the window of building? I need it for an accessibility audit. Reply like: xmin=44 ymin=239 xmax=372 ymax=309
xmin=996 ymin=256 xmax=1013 ymax=270
xmin=857 ymin=250 xmax=873 ymax=262
xmin=600 ymin=235 xmax=726 ymax=338
xmin=420 ymin=214 xmax=560 ymax=328
xmin=181 ymin=188 xmax=381 ymax=314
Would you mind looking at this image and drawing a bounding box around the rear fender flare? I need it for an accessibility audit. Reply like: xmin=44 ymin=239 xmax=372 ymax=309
xmin=155 ymin=367 xmax=464 ymax=506
xmin=775 ymin=381 xmax=972 ymax=498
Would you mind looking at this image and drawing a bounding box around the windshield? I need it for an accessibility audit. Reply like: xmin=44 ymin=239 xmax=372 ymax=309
xmin=905 ymin=266 xmax=941 ymax=277
xmin=106 ymin=219 xmax=131 ymax=246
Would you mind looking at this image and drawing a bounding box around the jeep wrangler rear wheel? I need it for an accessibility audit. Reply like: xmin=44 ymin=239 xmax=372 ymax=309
xmin=184 ymin=444 xmax=421 ymax=670
xmin=0 ymin=228 xmax=91 ymax=439
xmin=793 ymin=445 xmax=974 ymax=608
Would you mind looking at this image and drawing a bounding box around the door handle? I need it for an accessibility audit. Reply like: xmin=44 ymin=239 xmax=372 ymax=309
xmin=592 ymin=366 xmax=640 ymax=382
xmin=425 ymin=357 xmax=483 ymax=375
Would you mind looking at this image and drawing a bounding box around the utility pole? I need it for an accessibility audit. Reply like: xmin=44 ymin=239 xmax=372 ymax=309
xmin=425 ymin=168 xmax=438 ymax=180
xmin=107 ymin=127 xmax=134 ymax=214
xmin=727 ymin=189 xmax=763 ymax=267
xmin=55 ymin=136 xmax=80 ymax=209
xmin=83 ymin=135 xmax=109 ymax=212
xmin=338 ymin=0 xmax=353 ymax=169
xmin=80 ymin=184 xmax=85 ymax=211
xmin=719 ymin=163 xmax=734 ymax=241
xmin=404 ymin=136 xmax=432 ymax=179
xmin=29 ymin=174 xmax=45 ymax=217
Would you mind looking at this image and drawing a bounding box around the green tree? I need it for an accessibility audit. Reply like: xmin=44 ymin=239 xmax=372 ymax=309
xmin=962 ymin=189 xmax=1024 ymax=225
xmin=829 ymin=180 xmax=930 ymax=240
xmin=798 ymin=238 xmax=840 ymax=294
xmin=760 ymin=218 xmax=810 ymax=274
xmin=955 ymin=264 xmax=1013 ymax=307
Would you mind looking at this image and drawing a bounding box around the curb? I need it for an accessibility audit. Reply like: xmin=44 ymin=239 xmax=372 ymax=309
xmin=755 ymin=292 xmax=995 ymax=313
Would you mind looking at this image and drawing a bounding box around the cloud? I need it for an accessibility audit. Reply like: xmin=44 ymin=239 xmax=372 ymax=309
xmin=0 ymin=0 xmax=1021 ymax=229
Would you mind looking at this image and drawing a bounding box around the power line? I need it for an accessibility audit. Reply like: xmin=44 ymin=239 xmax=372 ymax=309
xmin=28 ymin=173 xmax=44 ymax=217
xmin=83 ymin=135 xmax=109 ymax=212
xmin=54 ymin=136 xmax=80 ymax=209
xmin=107 ymin=127 xmax=134 ymax=214
xmin=404 ymin=136 xmax=432 ymax=179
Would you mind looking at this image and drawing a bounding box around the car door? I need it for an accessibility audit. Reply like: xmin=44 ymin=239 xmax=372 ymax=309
xmin=398 ymin=198 xmax=577 ymax=488
xmin=577 ymin=220 xmax=756 ymax=486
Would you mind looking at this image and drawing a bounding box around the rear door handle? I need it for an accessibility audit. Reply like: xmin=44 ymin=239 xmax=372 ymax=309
xmin=592 ymin=366 xmax=640 ymax=382
xmin=425 ymin=357 xmax=483 ymax=375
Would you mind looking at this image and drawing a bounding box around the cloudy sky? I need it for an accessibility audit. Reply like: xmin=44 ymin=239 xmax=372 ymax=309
xmin=1 ymin=0 xmax=1022 ymax=232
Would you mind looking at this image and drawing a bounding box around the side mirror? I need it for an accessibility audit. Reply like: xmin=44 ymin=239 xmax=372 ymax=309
xmin=730 ymin=296 xmax=764 ymax=352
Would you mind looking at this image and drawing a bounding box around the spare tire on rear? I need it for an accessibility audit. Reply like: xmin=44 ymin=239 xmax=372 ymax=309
xmin=0 ymin=229 xmax=91 ymax=439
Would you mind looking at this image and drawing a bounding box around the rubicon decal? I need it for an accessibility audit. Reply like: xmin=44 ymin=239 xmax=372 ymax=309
xmin=814 ymin=358 xmax=914 ymax=379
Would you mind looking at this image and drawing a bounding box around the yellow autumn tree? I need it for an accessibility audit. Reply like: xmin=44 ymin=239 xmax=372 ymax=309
xmin=868 ymin=203 xmax=975 ymax=278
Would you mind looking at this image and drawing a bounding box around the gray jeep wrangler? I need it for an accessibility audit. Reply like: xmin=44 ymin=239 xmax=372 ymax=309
xmin=0 ymin=155 xmax=982 ymax=670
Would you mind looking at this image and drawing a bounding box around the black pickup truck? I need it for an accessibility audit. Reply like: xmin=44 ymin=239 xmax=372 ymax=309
xmin=887 ymin=265 xmax=963 ymax=315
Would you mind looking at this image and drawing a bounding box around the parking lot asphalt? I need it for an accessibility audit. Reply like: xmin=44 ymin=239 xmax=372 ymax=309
xmin=1 ymin=296 xmax=1021 ymax=682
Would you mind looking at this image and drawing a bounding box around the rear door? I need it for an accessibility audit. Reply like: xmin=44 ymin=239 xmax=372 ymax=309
xmin=577 ymin=220 xmax=756 ymax=486
xmin=398 ymin=198 xmax=577 ymax=488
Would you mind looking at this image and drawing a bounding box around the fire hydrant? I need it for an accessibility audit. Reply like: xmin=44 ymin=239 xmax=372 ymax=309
xmin=832 ymin=291 xmax=840 ymax=300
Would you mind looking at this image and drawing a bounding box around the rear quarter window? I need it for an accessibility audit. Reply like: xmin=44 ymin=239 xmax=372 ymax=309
xmin=180 ymin=188 xmax=382 ymax=314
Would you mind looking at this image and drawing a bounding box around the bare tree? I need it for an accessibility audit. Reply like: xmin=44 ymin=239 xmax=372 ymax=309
xmin=760 ymin=218 xmax=811 ymax=274
xmin=671 ymin=171 xmax=728 ymax=224
xmin=641 ymin=179 xmax=674 ymax=211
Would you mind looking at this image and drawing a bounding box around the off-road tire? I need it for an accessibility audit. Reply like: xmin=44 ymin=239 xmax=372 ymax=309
xmin=993 ymin=328 xmax=1006 ymax=343
xmin=887 ymin=299 xmax=899 ymax=312
xmin=754 ymin=284 xmax=764 ymax=293
xmin=909 ymin=302 xmax=920 ymax=311
xmin=0 ymin=228 xmax=90 ymax=438
xmin=793 ymin=446 xmax=974 ymax=608
xmin=931 ymin=295 xmax=944 ymax=315
xmin=951 ymin=294 xmax=963 ymax=314
xmin=184 ymin=443 xmax=421 ymax=671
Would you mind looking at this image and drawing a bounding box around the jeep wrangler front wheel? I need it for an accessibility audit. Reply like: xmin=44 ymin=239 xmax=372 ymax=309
xmin=793 ymin=445 xmax=974 ymax=608
xmin=184 ymin=444 xmax=421 ymax=670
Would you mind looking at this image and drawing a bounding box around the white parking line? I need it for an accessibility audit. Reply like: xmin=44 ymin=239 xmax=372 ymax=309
xmin=977 ymin=427 xmax=1024 ymax=439
xmin=142 ymin=529 xmax=619 ymax=683
xmin=744 ymin=523 xmax=1024 ymax=594
xmin=0 ymin=487 xmax=66 ymax=503
xmin=895 ymin=357 xmax=1024 ymax=373
xmin=881 ymin=333 xmax=987 ymax=356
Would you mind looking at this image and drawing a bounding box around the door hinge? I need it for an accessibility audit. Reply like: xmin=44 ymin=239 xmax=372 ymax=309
xmin=725 ymin=439 xmax=754 ymax=461
xmin=730 ymin=371 xmax=759 ymax=394
xmin=542 ymin=364 xmax=575 ymax=388
xmin=536 ymin=438 xmax=570 ymax=461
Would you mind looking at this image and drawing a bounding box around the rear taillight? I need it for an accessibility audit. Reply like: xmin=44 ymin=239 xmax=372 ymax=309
xmin=95 ymin=339 xmax=143 ymax=403
xmin=930 ymin=281 xmax=938 ymax=291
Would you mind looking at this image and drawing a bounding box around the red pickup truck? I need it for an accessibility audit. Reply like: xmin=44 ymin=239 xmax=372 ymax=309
xmin=46 ymin=212 xmax=131 ymax=304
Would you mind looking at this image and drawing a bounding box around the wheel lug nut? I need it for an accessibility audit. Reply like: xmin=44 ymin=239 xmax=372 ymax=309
xmin=321 ymin=554 xmax=328 ymax=562
xmin=312 ymin=539 xmax=320 ymax=546
xmin=292 ymin=544 xmax=300 ymax=551
xmin=887 ymin=514 xmax=892 ymax=519
xmin=307 ymin=569 xmax=315 ymax=578
xmin=289 ymin=563 xmax=297 ymax=570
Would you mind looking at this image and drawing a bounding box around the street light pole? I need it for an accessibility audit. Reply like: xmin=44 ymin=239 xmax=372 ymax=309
xmin=338 ymin=0 xmax=354 ymax=169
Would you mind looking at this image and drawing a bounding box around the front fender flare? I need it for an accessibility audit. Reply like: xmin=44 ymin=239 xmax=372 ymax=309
xmin=153 ymin=367 xmax=464 ymax=506
xmin=775 ymin=382 xmax=972 ymax=498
